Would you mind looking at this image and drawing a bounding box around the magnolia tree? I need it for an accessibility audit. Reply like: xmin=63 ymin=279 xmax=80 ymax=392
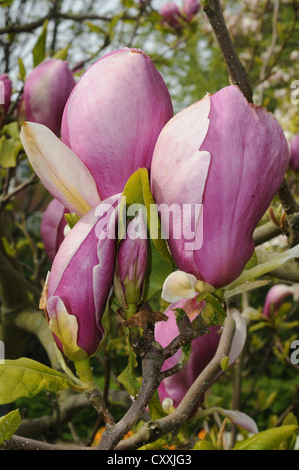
xmin=0 ymin=0 xmax=299 ymax=452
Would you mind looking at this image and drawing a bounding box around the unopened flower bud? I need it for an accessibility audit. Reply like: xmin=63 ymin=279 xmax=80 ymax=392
xmin=263 ymin=284 xmax=294 ymax=317
xmin=23 ymin=58 xmax=76 ymax=134
xmin=61 ymin=48 xmax=173 ymax=200
xmin=182 ymin=0 xmax=200 ymax=21
xmin=46 ymin=195 xmax=119 ymax=361
xmin=114 ymin=210 xmax=148 ymax=310
xmin=0 ymin=74 xmax=12 ymax=126
xmin=160 ymin=2 xmax=182 ymax=28
xmin=40 ymin=199 xmax=68 ymax=261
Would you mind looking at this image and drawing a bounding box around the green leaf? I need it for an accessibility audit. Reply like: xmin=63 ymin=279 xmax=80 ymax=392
xmin=85 ymin=21 xmax=107 ymax=35
xmin=65 ymin=213 xmax=81 ymax=229
xmin=18 ymin=57 xmax=26 ymax=81
xmin=139 ymin=167 xmax=172 ymax=263
xmin=244 ymin=250 xmax=258 ymax=270
xmin=280 ymin=413 xmax=298 ymax=450
xmin=52 ymin=45 xmax=70 ymax=60
xmin=120 ymin=169 xmax=173 ymax=300
xmin=233 ymin=425 xmax=298 ymax=450
xmin=148 ymin=393 xmax=167 ymax=420
xmin=117 ymin=332 xmax=140 ymax=397
xmin=220 ymin=355 xmax=229 ymax=371
xmin=224 ymin=280 xmax=270 ymax=300
xmin=0 ymin=0 xmax=13 ymax=6
xmin=198 ymin=292 xmax=226 ymax=326
xmin=193 ymin=440 xmax=219 ymax=450
xmin=1 ymin=236 xmax=16 ymax=258
xmin=32 ymin=20 xmax=48 ymax=67
xmin=0 ymin=134 xmax=23 ymax=168
xmin=0 ymin=357 xmax=81 ymax=404
xmin=0 ymin=409 xmax=21 ymax=445
xmin=145 ymin=238 xmax=173 ymax=300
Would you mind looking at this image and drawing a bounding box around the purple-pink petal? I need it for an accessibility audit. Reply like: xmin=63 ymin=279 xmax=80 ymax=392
xmin=47 ymin=195 xmax=119 ymax=356
xmin=41 ymin=199 xmax=67 ymax=261
xmin=61 ymin=48 xmax=173 ymax=200
xmin=183 ymin=0 xmax=200 ymax=21
xmin=0 ymin=74 xmax=12 ymax=118
xmin=151 ymin=85 xmax=289 ymax=288
xmin=24 ymin=59 xmax=76 ymax=135
xmin=155 ymin=298 xmax=220 ymax=410
xmin=263 ymin=284 xmax=294 ymax=317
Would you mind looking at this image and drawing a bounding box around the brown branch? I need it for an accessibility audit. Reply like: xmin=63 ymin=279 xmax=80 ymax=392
xmin=0 ymin=173 xmax=39 ymax=211
xmin=115 ymin=311 xmax=236 ymax=450
xmin=202 ymin=0 xmax=253 ymax=103
xmin=97 ymin=323 xmax=165 ymax=450
xmin=1 ymin=434 xmax=93 ymax=450
xmin=0 ymin=12 xmax=137 ymax=35
xmin=253 ymin=221 xmax=282 ymax=246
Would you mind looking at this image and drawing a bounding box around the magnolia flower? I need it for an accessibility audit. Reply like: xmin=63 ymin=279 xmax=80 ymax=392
xmin=155 ymin=298 xmax=246 ymax=412
xmin=289 ymin=134 xmax=299 ymax=172
xmin=41 ymin=199 xmax=68 ymax=261
xmin=61 ymin=47 xmax=173 ymax=200
xmin=263 ymin=283 xmax=296 ymax=317
xmin=0 ymin=73 xmax=12 ymax=126
xmin=151 ymin=85 xmax=290 ymax=301
xmin=114 ymin=210 xmax=148 ymax=308
xmin=20 ymin=122 xmax=101 ymax=217
xmin=159 ymin=2 xmax=182 ymax=28
xmin=182 ymin=0 xmax=200 ymax=21
xmin=46 ymin=195 xmax=120 ymax=361
xmin=23 ymin=59 xmax=76 ymax=135
xmin=20 ymin=48 xmax=173 ymax=217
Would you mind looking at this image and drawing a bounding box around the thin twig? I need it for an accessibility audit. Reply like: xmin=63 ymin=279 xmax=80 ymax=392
xmin=257 ymin=0 xmax=280 ymax=105
xmin=0 ymin=173 xmax=39 ymax=210
xmin=202 ymin=0 xmax=253 ymax=103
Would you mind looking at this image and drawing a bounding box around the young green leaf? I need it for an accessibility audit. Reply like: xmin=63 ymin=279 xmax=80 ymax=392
xmin=233 ymin=425 xmax=298 ymax=450
xmin=0 ymin=357 xmax=84 ymax=404
xmin=32 ymin=20 xmax=48 ymax=67
xmin=117 ymin=331 xmax=140 ymax=397
xmin=0 ymin=409 xmax=21 ymax=445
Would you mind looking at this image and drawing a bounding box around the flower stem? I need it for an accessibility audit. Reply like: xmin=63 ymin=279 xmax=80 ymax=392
xmin=74 ymin=358 xmax=95 ymax=388
xmin=125 ymin=303 xmax=137 ymax=319
xmin=74 ymin=358 xmax=115 ymax=427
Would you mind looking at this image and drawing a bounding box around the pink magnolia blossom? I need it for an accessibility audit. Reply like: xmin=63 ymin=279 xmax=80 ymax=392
xmin=23 ymin=59 xmax=76 ymax=135
xmin=46 ymin=195 xmax=119 ymax=361
xmin=0 ymin=74 xmax=12 ymax=125
xmin=21 ymin=49 xmax=172 ymax=217
xmin=155 ymin=298 xmax=246 ymax=411
xmin=182 ymin=0 xmax=200 ymax=21
xmin=40 ymin=199 xmax=68 ymax=261
xmin=114 ymin=211 xmax=148 ymax=307
xmin=151 ymin=85 xmax=289 ymax=290
xmin=61 ymin=48 xmax=173 ymax=200
xmin=159 ymin=2 xmax=182 ymax=28
xmin=263 ymin=284 xmax=295 ymax=317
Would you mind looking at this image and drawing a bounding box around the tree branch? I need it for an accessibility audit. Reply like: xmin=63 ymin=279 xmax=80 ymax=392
xmin=115 ymin=311 xmax=236 ymax=450
xmin=202 ymin=0 xmax=253 ymax=103
xmin=97 ymin=323 xmax=165 ymax=450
